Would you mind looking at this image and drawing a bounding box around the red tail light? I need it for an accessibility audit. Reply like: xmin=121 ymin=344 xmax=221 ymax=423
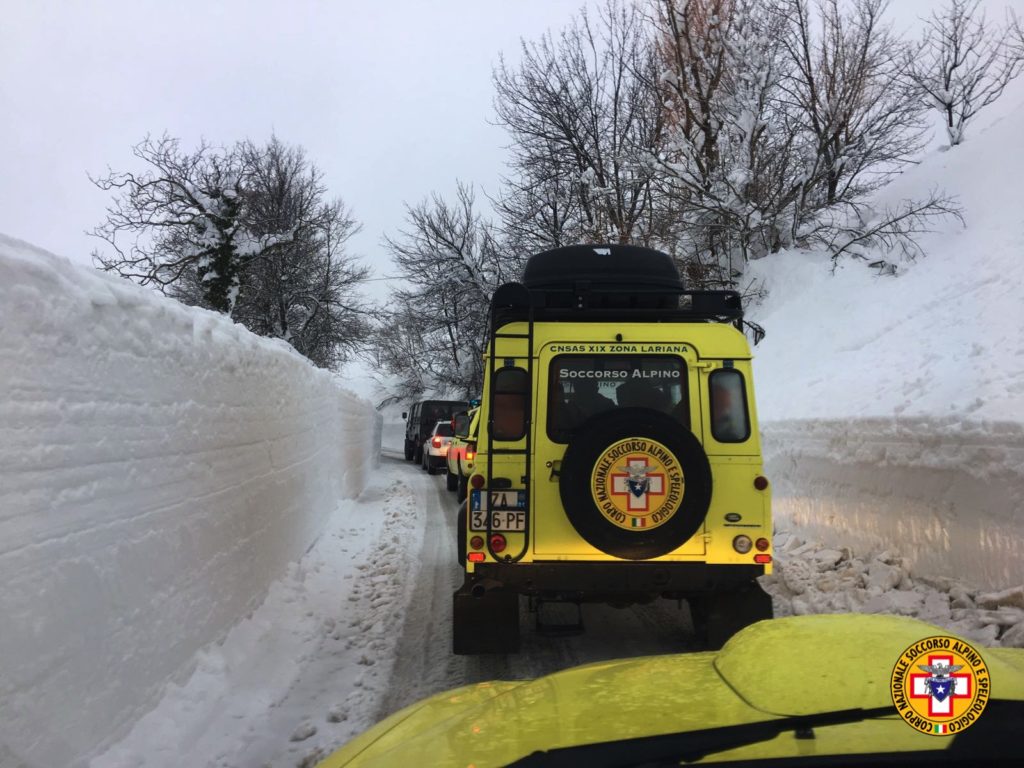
xmin=754 ymin=554 xmax=772 ymax=564
xmin=468 ymin=552 xmax=485 ymax=563
xmin=755 ymin=537 xmax=770 ymax=552
xmin=490 ymin=534 xmax=507 ymax=553
xmin=471 ymin=474 xmax=485 ymax=489
xmin=432 ymin=436 xmax=442 ymax=448
xmin=470 ymin=536 xmax=484 ymax=550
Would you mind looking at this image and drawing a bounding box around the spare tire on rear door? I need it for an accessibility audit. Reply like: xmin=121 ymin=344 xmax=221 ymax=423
xmin=559 ymin=408 xmax=712 ymax=560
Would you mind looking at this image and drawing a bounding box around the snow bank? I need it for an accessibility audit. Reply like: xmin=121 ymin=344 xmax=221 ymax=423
xmin=0 ymin=234 xmax=381 ymax=768
xmin=749 ymin=92 xmax=1024 ymax=592
xmin=763 ymin=418 xmax=1024 ymax=590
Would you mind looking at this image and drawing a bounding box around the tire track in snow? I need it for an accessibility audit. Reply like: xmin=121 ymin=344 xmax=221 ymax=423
xmin=373 ymin=457 xmax=702 ymax=725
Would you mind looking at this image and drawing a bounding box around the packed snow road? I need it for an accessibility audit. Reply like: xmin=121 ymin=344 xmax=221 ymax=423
xmin=93 ymin=448 xmax=1024 ymax=768
xmin=93 ymin=452 xmax=699 ymax=768
xmin=375 ymin=451 xmax=701 ymax=723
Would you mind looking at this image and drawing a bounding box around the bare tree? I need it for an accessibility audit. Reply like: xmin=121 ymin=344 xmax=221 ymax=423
xmin=780 ymin=0 xmax=927 ymax=209
xmin=906 ymin=0 xmax=1024 ymax=146
xmin=379 ymin=183 xmax=513 ymax=397
xmin=92 ymin=135 xmax=370 ymax=368
xmin=493 ymin=0 xmax=667 ymax=247
xmin=230 ymin=138 xmax=370 ymax=368
xmin=90 ymin=136 xmax=260 ymax=313
xmin=653 ymin=0 xmax=809 ymax=281
xmin=651 ymin=0 xmax=959 ymax=277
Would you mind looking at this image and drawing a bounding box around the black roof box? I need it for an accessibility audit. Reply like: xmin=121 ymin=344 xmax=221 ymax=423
xmin=522 ymin=244 xmax=684 ymax=291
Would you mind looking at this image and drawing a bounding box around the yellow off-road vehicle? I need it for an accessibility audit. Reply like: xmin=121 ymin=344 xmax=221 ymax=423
xmin=454 ymin=244 xmax=773 ymax=654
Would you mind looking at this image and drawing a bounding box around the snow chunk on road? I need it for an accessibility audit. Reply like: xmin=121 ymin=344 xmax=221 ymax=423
xmin=763 ymin=526 xmax=1024 ymax=648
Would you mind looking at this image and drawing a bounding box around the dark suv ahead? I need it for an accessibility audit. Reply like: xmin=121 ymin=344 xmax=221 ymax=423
xmin=403 ymin=400 xmax=468 ymax=463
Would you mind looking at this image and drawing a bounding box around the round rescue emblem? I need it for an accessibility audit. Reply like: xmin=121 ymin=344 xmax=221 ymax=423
xmin=891 ymin=635 xmax=990 ymax=736
xmin=590 ymin=438 xmax=685 ymax=531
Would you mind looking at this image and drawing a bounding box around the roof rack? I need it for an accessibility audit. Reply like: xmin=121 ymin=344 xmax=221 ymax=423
xmin=493 ymin=244 xmax=744 ymax=330
xmin=491 ymin=281 xmax=744 ymax=329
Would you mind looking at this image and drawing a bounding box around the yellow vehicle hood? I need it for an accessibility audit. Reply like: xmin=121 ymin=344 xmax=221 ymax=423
xmin=319 ymin=614 xmax=1024 ymax=767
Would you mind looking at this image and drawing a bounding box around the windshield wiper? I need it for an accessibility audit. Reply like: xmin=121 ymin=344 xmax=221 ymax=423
xmin=507 ymin=705 xmax=898 ymax=767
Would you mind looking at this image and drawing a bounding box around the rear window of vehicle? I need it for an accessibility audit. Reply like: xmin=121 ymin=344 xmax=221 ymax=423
xmin=453 ymin=412 xmax=471 ymax=437
xmin=421 ymin=401 xmax=465 ymax=425
xmin=547 ymin=355 xmax=688 ymax=442
xmin=434 ymin=423 xmax=453 ymax=437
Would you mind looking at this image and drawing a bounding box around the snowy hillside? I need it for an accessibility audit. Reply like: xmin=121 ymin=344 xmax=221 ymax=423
xmin=749 ymin=92 xmax=1024 ymax=591
xmin=0 ymin=235 xmax=381 ymax=768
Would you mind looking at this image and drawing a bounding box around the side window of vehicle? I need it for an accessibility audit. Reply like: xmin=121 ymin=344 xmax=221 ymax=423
xmin=492 ymin=368 xmax=529 ymax=441
xmin=454 ymin=412 xmax=471 ymax=438
xmin=709 ymin=369 xmax=750 ymax=443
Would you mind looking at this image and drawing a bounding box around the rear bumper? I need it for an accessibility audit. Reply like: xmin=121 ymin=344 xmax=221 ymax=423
xmin=465 ymin=561 xmax=765 ymax=600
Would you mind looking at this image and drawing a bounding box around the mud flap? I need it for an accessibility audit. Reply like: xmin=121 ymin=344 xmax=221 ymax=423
xmin=452 ymin=582 xmax=520 ymax=655
xmin=691 ymin=582 xmax=773 ymax=650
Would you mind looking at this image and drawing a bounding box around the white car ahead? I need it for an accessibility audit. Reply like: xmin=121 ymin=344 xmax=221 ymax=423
xmin=421 ymin=420 xmax=453 ymax=474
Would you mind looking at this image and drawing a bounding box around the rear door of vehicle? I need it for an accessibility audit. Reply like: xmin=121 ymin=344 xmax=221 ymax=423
xmin=532 ymin=338 xmax=707 ymax=558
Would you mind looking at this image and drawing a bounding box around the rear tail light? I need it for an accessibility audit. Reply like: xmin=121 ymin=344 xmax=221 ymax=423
xmin=470 ymin=474 xmax=485 ymax=489
xmin=754 ymin=475 xmax=769 ymax=490
xmin=490 ymin=534 xmax=507 ymax=553
xmin=755 ymin=537 xmax=770 ymax=552
xmin=470 ymin=535 xmax=484 ymax=550
xmin=754 ymin=554 xmax=772 ymax=564
xmin=732 ymin=535 xmax=752 ymax=554
xmin=432 ymin=437 xmax=442 ymax=448
xmin=468 ymin=552 xmax=485 ymax=563
xmin=466 ymin=443 xmax=476 ymax=460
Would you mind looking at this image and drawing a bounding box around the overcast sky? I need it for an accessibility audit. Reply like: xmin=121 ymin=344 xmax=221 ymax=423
xmin=0 ymin=0 xmax=588 ymax=286
xmin=1 ymin=0 xmax=1018 ymax=294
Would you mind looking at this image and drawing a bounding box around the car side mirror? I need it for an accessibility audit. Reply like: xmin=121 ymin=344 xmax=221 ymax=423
xmin=401 ymin=412 xmax=408 ymax=420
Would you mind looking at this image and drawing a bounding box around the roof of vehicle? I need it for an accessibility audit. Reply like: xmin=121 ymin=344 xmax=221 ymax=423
xmin=317 ymin=614 xmax=1024 ymax=767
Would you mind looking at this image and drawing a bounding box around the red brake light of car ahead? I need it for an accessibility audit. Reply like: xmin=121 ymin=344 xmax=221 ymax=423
xmin=432 ymin=437 xmax=442 ymax=448
xmin=470 ymin=474 xmax=485 ymax=489
xmin=490 ymin=534 xmax=507 ymax=553
xmin=754 ymin=554 xmax=772 ymax=564
xmin=467 ymin=552 xmax=485 ymax=563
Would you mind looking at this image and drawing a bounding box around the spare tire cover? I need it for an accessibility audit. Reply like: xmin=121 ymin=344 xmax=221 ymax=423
xmin=559 ymin=408 xmax=712 ymax=560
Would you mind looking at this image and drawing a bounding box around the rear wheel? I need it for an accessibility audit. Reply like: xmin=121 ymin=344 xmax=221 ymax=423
xmin=446 ymin=468 xmax=459 ymax=491
xmin=413 ymin=443 xmax=423 ymax=465
xmin=457 ymin=473 xmax=468 ymax=503
xmin=403 ymin=440 xmax=414 ymax=461
xmin=420 ymin=449 xmax=429 ymax=471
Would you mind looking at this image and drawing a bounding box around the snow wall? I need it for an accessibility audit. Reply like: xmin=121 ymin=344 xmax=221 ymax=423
xmin=0 ymin=234 xmax=382 ymax=768
xmin=751 ymin=89 xmax=1024 ymax=596
xmin=763 ymin=419 xmax=1024 ymax=592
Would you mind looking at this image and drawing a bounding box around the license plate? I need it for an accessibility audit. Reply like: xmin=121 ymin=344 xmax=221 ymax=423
xmin=470 ymin=490 xmax=526 ymax=531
